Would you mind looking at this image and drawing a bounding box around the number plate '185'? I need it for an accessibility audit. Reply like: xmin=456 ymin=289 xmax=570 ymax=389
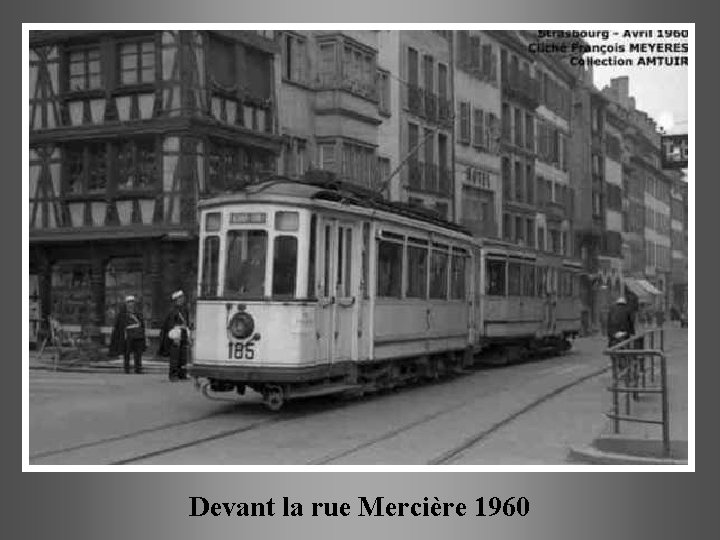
xmin=228 ymin=341 xmax=255 ymax=360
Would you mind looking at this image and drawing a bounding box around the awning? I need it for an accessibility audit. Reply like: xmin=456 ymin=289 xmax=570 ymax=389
xmin=638 ymin=279 xmax=663 ymax=296
xmin=624 ymin=278 xmax=650 ymax=300
xmin=624 ymin=278 xmax=663 ymax=302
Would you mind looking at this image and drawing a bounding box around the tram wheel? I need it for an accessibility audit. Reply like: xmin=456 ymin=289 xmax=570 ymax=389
xmin=264 ymin=385 xmax=285 ymax=411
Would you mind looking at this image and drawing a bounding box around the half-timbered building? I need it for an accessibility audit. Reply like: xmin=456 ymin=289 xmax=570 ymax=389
xmin=29 ymin=30 xmax=282 ymax=343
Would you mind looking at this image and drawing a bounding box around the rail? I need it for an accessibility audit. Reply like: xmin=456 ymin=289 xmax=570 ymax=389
xmin=603 ymin=327 xmax=670 ymax=455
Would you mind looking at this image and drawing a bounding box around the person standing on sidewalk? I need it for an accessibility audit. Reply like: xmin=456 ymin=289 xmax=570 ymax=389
xmin=109 ymin=295 xmax=147 ymax=374
xmin=607 ymin=296 xmax=635 ymax=347
xmin=158 ymin=290 xmax=191 ymax=381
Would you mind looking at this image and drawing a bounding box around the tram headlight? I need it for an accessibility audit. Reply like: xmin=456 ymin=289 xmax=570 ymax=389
xmin=228 ymin=311 xmax=255 ymax=340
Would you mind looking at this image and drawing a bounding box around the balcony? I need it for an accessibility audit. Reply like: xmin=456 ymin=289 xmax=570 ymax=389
xmin=424 ymin=90 xmax=437 ymax=124
xmin=438 ymin=98 xmax=452 ymax=126
xmin=502 ymin=71 xmax=539 ymax=108
xmin=407 ymin=161 xmax=451 ymax=196
xmin=407 ymin=84 xmax=425 ymax=119
xmin=438 ymin=167 xmax=451 ymax=195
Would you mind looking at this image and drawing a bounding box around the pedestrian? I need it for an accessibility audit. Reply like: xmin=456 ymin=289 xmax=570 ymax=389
xmin=158 ymin=290 xmax=191 ymax=381
xmin=109 ymin=295 xmax=146 ymax=374
xmin=606 ymin=296 xmax=635 ymax=348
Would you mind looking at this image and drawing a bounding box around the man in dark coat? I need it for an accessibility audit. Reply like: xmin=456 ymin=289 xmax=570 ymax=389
xmin=158 ymin=290 xmax=191 ymax=381
xmin=109 ymin=295 xmax=146 ymax=374
xmin=607 ymin=296 xmax=635 ymax=347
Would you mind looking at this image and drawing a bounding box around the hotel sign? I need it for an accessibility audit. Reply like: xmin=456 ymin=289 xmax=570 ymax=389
xmin=661 ymin=135 xmax=688 ymax=169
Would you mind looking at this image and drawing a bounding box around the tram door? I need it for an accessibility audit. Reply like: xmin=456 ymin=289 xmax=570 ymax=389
xmin=317 ymin=217 xmax=359 ymax=364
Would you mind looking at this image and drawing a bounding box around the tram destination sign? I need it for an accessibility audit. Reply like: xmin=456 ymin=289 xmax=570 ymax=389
xmin=661 ymin=134 xmax=688 ymax=169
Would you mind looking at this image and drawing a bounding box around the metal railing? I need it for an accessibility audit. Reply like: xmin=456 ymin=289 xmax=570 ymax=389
xmin=603 ymin=327 xmax=670 ymax=455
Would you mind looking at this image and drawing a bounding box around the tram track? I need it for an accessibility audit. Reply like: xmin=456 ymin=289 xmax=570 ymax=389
xmin=312 ymin=364 xmax=610 ymax=465
xmin=110 ymin=415 xmax=293 ymax=465
xmin=30 ymin=408 xmax=236 ymax=461
xmin=31 ymin=346 xmax=613 ymax=465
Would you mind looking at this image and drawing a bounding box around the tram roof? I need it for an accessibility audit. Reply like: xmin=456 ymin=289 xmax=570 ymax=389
xmin=198 ymin=175 xmax=473 ymax=236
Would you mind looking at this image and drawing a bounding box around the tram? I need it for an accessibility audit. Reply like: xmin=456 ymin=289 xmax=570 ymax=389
xmin=189 ymin=177 xmax=582 ymax=410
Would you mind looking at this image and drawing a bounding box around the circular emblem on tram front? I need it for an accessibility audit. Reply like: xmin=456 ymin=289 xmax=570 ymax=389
xmin=228 ymin=311 xmax=255 ymax=340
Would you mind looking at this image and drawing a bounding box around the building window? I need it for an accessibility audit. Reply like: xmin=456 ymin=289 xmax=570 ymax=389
xmin=473 ymin=108 xmax=484 ymax=148
xmin=514 ymin=107 xmax=523 ymax=147
xmin=119 ymin=40 xmax=156 ymax=85
xmin=208 ymin=36 xmax=236 ymax=89
xmin=514 ymin=161 xmax=523 ymax=202
xmin=282 ymin=33 xmax=307 ymax=84
xmin=458 ymin=102 xmax=471 ymax=143
xmin=537 ymin=226 xmax=545 ymax=251
xmin=283 ymin=137 xmax=307 ymax=178
xmin=525 ymin=113 xmax=534 ymax=151
xmin=526 ymin=218 xmax=535 ymax=248
xmin=318 ymin=142 xmax=337 ymax=172
xmin=525 ymin=164 xmax=533 ymax=204
xmin=503 ymin=212 xmax=511 ymax=241
xmin=500 ymin=102 xmax=510 ymax=139
xmin=501 ymin=158 xmax=511 ymax=202
xmin=64 ymin=142 xmax=108 ymax=195
xmin=341 ymin=140 xmax=376 ymax=188
xmin=68 ymin=47 xmax=102 ymax=91
xmin=378 ymin=70 xmax=391 ymax=115
xmin=117 ymin=138 xmax=158 ymax=191
xmin=318 ymin=42 xmax=337 ymax=86
xmin=515 ymin=216 xmax=524 ymax=244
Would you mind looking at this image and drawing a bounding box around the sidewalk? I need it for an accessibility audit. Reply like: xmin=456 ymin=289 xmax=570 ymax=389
xmin=568 ymin=326 xmax=689 ymax=465
xmin=29 ymin=350 xmax=169 ymax=374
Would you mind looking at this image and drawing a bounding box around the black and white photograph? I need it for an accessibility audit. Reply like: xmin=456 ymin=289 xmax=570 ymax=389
xmin=25 ymin=26 xmax=691 ymax=467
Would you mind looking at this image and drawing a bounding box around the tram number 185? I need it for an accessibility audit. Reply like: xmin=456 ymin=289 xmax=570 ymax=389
xmin=228 ymin=341 xmax=255 ymax=360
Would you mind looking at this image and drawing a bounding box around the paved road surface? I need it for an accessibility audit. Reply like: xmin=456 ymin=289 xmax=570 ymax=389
xmin=28 ymin=328 xmax=688 ymax=465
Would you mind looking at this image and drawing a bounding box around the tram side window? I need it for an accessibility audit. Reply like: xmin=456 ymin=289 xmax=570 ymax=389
xmin=406 ymin=245 xmax=428 ymax=298
xmin=273 ymin=236 xmax=297 ymax=297
xmin=429 ymin=248 xmax=449 ymax=300
xmin=522 ymin=264 xmax=535 ymax=297
xmin=200 ymin=236 xmax=220 ymax=297
xmin=486 ymin=260 xmax=506 ymax=296
xmin=508 ymin=262 xmax=521 ymax=296
xmin=377 ymin=240 xmax=402 ymax=298
xmin=450 ymin=252 xmax=466 ymax=300
xmin=361 ymin=222 xmax=370 ymax=299
xmin=307 ymin=215 xmax=316 ymax=298
xmin=536 ymin=266 xmax=545 ymax=297
xmin=225 ymin=230 xmax=267 ymax=298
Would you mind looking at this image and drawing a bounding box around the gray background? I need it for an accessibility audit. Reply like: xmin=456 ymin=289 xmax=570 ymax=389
xmin=15 ymin=3 xmax=713 ymax=539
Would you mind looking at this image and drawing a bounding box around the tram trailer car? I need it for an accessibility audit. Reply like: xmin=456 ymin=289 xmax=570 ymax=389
xmin=189 ymin=179 xmax=581 ymax=410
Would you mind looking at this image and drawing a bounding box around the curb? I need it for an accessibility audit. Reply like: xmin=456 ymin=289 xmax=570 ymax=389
xmin=568 ymin=438 xmax=688 ymax=465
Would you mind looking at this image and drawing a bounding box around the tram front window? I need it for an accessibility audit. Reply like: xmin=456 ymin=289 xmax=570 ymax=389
xmin=225 ymin=230 xmax=268 ymax=298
